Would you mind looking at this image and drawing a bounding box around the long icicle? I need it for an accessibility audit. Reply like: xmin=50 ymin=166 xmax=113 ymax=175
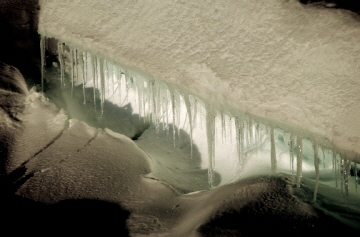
xmin=171 ymin=91 xmax=176 ymax=148
xmin=235 ymin=116 xmax=242 ymax=175
xmin=355 ymin=162 xmax=358 ymax=193
xmin=270 ymin=126 xmax=277 ymax=173
xmin=289 ymin=133 xmax=295 ymax=174
xmin=99 ymin=58 xmax=105 ymax=117
xmin=313 ymin=142 xmax=320 ymax=202
xmin=74 ymin=48 xmax=78 ymax=85
xmin=184 ymin=94 xmax=193 ymax=159
xmin=343 ymin=156 xmax=350 ymax=200
xmin=82 ymin=52 xmax=87 ymax=104
xmin=176 ymin=91 xmax=181 ymax=143
xmin=57 ymin=41 xmax=65 ymax=88
xmin=333 ymin=150 xmax=338 ymax=188
xmin=321 ymin=146 xmax=326 ymax=169
xmin=92 ymin=55 xmax=97 ymax=111
xmin=70 ymin=48 xmax=75 ymax=97
xmin=296 ymin=136 xmax=303 ymax=188
xmin=206 ymin=107 xmax=216 ymax=189
xmin=221 ymin=112 xmax=225 ymax=144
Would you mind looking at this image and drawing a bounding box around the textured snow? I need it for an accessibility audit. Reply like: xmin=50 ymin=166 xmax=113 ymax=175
xmin=0 ymin=63 xmax=67 ymax=174
xmin=38 ymin=0 xmax=360 ymax=154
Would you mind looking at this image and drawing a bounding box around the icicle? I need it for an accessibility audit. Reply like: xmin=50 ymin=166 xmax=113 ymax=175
xmin=321 ymin=146 xmax=326 ymax=169
xmin=81 ymin=51 xmax=87 ymax=104
xmin=206 ymin=108 xmax=216 ymax=188
xmin=355 ymin=162 xmax=358 ymax=193
xmin=70 ymin=48 xmax=75 ymax=97
xmin=40 ymin=36 xmax=46 ymax=92
xmin=254 ymin=122 xmax=260 ymax=145
xmin=171 ymin=92 xmax=176 ymax=148
xmin=137 ymin=78 xmax=143 ymax=122
xmin=117 ymin=68 xmax=122 ymax=107
xmin=240 ymin=120 xmax=246 ymax=169
xmin=270 ymin=126 xmax=277 ymax=173
xmin=150 ymin=81 xmax=156 ymax=126
xmin=229 ymin=117 xmax=233 ymax=144
xmin=125 ymin=70 xmax=130 ymax=91
xmin=296 ymin=136 xmax=303 ymax=188
xmin=313 ymin=142 xmax=320 ymax=202
xmin=57 ymin=42 xmax=65 ymax=88
xmin=151 ymin=81 xmax=161 ymax=133
xmin=235 ymin=116 xmax=242 ymax=173
xmin=99 ymin=58 xmax=105 ymax=117
xmin=343 ymin=156 xmax=350 ymax=200
xmin=248 ymin=119 xmax=253 ymax=145
xmin=333 ymin=151 xmax=339 ymax=189
xmin=221 ymin=112 xmax=225 ymax=144
xmin=289 ymin=133 xmax=295 ymax=174
xmin=193 ymin=98 xmax=198 ymax=127
xmin=92 ymin=55 xmax=97 ymax=111
xmin=176 ymin=92 xmax=181 ymax=142
xmin=146 ymin=80 xmax=152 ymax=124
xmin=340 ymin=156 xmax=344 ymax=194
xmin=158 ymin=88 xmax=164 ymax=129
xmin=184 ymin=95 xmax=193 ymax=158
xmin=112 ymin=63 xmax=116 ymax=96
xmin=106 ymin=61 xmax=110 ymax=97
xmin=74 ymin=48 xmax=78 ymax=83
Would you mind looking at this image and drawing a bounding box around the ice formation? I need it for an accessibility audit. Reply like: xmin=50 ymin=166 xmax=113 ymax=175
xmin=38 ymin=0 xmax=360 ymax=155
xmin=40 ymin=37 xmax=360 ymax=202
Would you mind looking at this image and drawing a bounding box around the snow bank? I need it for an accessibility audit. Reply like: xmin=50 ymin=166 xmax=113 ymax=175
xmin=0 ymin=62 xmax=67 ymax=174
xmin=38 ymin=0 xmax=360 ymax=154
xmin=16 ymin=120 xmax=152 ymax=204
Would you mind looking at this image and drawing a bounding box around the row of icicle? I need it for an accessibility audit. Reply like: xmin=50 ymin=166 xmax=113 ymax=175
xmin=40 ymin=36 xmax=359 ymax=200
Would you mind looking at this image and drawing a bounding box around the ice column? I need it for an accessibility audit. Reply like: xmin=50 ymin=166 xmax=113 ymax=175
xmin=270 ymin=126 xmax=277 ymax=173
xmin=289 ymin=134 xmax=295 ymax=174
xmin=296 ymin=136 xmax=303 ymax=188
xmin=206 ymin=107 xmax=216 ymax=188
xmin=313 ymin=142 xmax=319 ymax=201
xmin=57 ymin=42 xmax=65 ymax=88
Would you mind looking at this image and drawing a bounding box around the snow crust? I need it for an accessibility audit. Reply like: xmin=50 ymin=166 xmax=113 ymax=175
xmin=38 ymin=0 xmax=360 ymax=154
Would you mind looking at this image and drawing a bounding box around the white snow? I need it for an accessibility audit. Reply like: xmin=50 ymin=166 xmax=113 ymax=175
xmin=38 ymin=0 xmax=360 ymax=155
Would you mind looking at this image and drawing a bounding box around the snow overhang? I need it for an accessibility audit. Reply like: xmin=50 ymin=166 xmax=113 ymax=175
xmin=38 ymin=0 xmax=360 ymax=155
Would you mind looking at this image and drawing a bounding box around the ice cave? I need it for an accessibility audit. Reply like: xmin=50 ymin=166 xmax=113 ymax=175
xmin=1 ymin=0 xmax=360 ymax=236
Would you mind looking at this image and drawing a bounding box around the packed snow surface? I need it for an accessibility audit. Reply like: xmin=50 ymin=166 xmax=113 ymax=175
xmin=38 ymin=0 xmax=360 ymax=154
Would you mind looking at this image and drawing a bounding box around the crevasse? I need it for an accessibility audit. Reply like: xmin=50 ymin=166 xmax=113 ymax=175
xmin=41 ymin=36 xmax=359 ymax=200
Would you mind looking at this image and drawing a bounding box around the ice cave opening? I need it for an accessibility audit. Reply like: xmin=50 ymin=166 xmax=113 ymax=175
xmin=40 ymin=33 xmax=360 ymax=213
xmin=1 ymin=0 xmax=360 ymax=236
xmin=41 ymin=36 xmax=360 ymax=197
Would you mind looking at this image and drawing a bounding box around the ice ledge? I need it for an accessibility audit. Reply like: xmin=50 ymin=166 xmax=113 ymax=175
xmin=38 ymin=0 xmax=360 ymax=155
